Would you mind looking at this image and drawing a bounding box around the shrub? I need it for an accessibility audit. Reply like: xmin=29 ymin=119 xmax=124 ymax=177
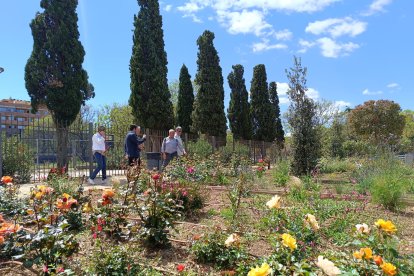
xmin=370 ymin=172 xmax=409 ymax=211
xmin=1 ymin=135 xmax=33 ymax=183
xmin=272 ymin=160 xmax=290 ymax=187
xmin=318 ymin=157 xmax=357 ymax=174
xmin=187 ymin=138 xmax=212 ymax=158
xmin=191 ymin=231 xmax=248 ymax=269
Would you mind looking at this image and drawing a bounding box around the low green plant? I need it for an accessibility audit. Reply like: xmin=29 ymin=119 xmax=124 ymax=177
xmin=187 ymin=138 xmax=213 ymax=158
xmin=272 ymin=160 xmax=290 ymax=187
xmin=370 ymin=172 xmax=409 ymax=211
xmin=191 ymin=230 xmax=248 ymax=269
xmin=88 ymin=242 xmax=156 ymax=275
xmin=1 ymin=135 xmax=33 ymax=183
xmin=318 ymin=157 xmax=357 ymax=173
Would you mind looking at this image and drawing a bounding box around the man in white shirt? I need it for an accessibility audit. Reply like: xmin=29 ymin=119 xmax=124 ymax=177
xmin=89 ymin=126 xmax=108 ymax=184
xmin=174 ymin=126 xmax=187 ymax=157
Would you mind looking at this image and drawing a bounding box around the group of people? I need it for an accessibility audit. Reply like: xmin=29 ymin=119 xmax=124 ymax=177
xmin=88 ymin=125 xmax=186 ymax=184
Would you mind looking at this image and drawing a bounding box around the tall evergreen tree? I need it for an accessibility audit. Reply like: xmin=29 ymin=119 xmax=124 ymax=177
xmin=129 ymin=0 xmax=174 ymax=129
xmin=286 ymin=56 xmax=321 ymax=176
xmin=227 ymin=64 xmax=252 ymax=140
xmin=250 ymin=64 xmax=275 ymax=141
xmin=176 ymin=64 xmax=194 ymax=133
xmin=269 ymin=82 xmax=284 ymax=144
xmin=25 ymin=0 xmax=94 ymax=168
xmin=192 ymin=30 xmax=227 ymax=137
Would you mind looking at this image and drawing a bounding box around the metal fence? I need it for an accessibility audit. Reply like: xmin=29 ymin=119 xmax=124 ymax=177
xmin=0 ymin=116 xmax=282 ymax=183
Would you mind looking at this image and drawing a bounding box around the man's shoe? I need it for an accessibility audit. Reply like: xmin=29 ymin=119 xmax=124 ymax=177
xmin=87 ymin=178 xmax=95 ymax=185
xmin=101 ymin=179 xmax=108 ymax=185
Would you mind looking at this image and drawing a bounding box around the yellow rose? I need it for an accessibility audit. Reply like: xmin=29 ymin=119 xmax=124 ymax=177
xmin=361 ymin=247 xmax=372 ymax=259
xmin=266 ymin=195 xmax=281 ymax=209
xmin=281 ymin=233 xmax=297 ymax=251
xmin=247 ymin=263 xmax=272 ymax=276
xmin=380 ymin=262 xmax=397 ymax=276
xmin=304 ymin=214 xmax=320 ymax=231
xmin=82 ymin=202 xmax=93 ymax=213
xmin=353 ymin=251 xmax=363 ymax=259
xmin=375 ymin=219 xmax=397 ymax=234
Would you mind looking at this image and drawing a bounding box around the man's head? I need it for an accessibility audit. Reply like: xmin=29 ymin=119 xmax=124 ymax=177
xmin=98 ymin=126 xmax=106 ymax=135
xmin=130 ymin=124 xmax=141 ymax=135
xmin=175 ymin=126 xmax=182 ymax=136
xmin=168 ymin=129 xmax=175 ymax=138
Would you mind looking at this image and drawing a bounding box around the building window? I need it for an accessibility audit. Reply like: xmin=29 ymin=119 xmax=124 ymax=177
xmin=18 ymin=126 xmax=25 ymax=129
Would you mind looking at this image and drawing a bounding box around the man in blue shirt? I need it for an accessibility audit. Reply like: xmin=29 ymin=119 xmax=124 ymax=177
xmin=124 ymin=124 xmax=146 ymax=166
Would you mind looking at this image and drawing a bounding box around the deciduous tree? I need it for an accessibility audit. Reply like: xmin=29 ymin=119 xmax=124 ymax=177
xmin=347 ymin=100 xmax=405 ymax=146
xmin=285 ymin=57 xmax=321 ymax=175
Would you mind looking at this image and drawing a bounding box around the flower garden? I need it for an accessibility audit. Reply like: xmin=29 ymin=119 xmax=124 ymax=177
xmin=1 ymin=151 xmax=414 ymax=275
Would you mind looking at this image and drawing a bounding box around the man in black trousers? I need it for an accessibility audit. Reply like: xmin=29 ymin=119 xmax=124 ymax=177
xmin=124 ymin=124 xmax=146 ymax=166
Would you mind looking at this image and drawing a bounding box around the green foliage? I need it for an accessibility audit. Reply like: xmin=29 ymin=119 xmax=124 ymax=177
xmin=47 ymin=177 xmax=79 ymax=197
xmin=25 ymin=0 xmax=94 ymax=167
xmin=1 ymin=135 xmax=32 ymax=183
xmin=343 ymin=140 xmax=376 ymax=157
xmin=285 ymin=56 xmax=321 ymax=175
xmin=227 ymin=64 xmax=252 ymax=140
xmin=176 ymin=64 xmax=195 ymax=133
xmin=250 ymin=64 xmax=276 ymax=142
xmin=88 ymin=242 xmax=154 ymax=275
xmin=269 ymin=81 xmax=285 ymax=145
xmin=329 ymin=115 xmax=346 ymax=158
xmin=348 ymin=100 xmax=405 ymax=146
xmin=191 ymin=231 xmax=248 ymax=269
xmin=0 ymin=184 xmax=25 ymax=217
xmin=272 ymin=160 xmax=290 ymax=187
xmin=129 ymin=0 xmax=174 ymax=129
xmin=318 ymin=157 xmax=357 ymax=173
xmin=192 ymin=30 xmax=227 ymax=138
xmin=353 ymin=154 xmax=413 ymax=210
xmin=187 ymin=138 xmax=213 ymax=158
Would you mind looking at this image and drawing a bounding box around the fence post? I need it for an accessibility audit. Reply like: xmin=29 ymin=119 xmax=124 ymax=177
xmin=212 ymin=136 xmax=216 ymax=154
xmin=88 ymin=123 xmax=94 ymax=176
xmin=0 ymin=127 xmax=3 ymax=178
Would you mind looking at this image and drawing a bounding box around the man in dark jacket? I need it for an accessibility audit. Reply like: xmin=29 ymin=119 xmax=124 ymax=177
xmin=124 ymin=124 xmax=146 ymax=166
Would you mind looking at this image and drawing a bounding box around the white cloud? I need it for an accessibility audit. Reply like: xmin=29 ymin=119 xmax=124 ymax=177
xmin=306 ymin=17 xmax=367 ymax=38
xmin=164 ymin=5 xmax=172 ymax=12
xmin=217 ymin=9 xmax=272 ymax=36
xmin=362 ymin=89 xmax=383 ymax=95
xmin=317 ymin=37 xmax=359 ymax=58
xmin=363 ymin=0 xmax=393 ymax=16
xmin=307 ymin=88 xmax=320 ymax=100
xmin=387 ymin=82 xmax=399 ymax=89
xmin=252 ymin=39 xmax=287 ymax=52
xmin=298 ymin=39 xmax=316 ymax=53
xmin=180 ymin=0 xmax=340 ymax=13
xmin=334 ymin=100 xmax=351 ymax=108
xmin=274 ymin=29 xmax=293 ymax=41
xmin=177 ymin=2 xmax=205 ymax=22
xmin=275 ymin=82 xmax=319 ymax=104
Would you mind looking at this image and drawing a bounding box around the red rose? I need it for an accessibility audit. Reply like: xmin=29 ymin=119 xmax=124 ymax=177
xmin=177 ymin=264 xmax=185 ymax=272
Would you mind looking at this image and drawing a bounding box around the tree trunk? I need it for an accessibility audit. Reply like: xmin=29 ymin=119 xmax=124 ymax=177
xmin=56 ymin=126 xmax=69 ymax=170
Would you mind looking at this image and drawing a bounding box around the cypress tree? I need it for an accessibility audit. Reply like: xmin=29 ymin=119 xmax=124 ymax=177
xmin=227 ymin=64 xmax=252 ymax=140
xmin=250 ymin=64 xmax=275 ymax=142
xmin=192 ymin=30 xmax=227 ymax=137
xmin=269 ymin=82 xmax=285 ymax=144
xmin=286 ymin=56 xmax=321 ymax=175
xmin=129 ymin=0 xmax=174 ymax=129
xmin=176 ymin=64 xmax=194 ymax=133
xmin=25 ymin=0 xmax=94 ymax=168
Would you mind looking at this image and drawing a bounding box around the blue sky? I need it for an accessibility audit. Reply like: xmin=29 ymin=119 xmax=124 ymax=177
xmin=0 ymin=0 xmax=413 ymax=114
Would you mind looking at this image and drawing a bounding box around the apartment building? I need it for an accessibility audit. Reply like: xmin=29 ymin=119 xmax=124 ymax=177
xmin=0 ymin=98 xmax=49 ymax=134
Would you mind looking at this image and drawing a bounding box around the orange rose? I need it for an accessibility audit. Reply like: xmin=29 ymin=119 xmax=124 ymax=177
xmin=1 ymin=176 xmax=13 ymax=184
xmin=374 ymin=255 xmax=383 ymax=266
xmin=102 ymin=189 xmax=115 ymax=199
xmin=0 ymin=222 xmax=21 ymax=235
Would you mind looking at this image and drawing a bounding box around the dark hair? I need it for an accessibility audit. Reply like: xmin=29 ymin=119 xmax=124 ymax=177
xmin=98 ymin=126 xmax=106 ymax=132
xmin=129 ymin=124 xmax=137 ymax=131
